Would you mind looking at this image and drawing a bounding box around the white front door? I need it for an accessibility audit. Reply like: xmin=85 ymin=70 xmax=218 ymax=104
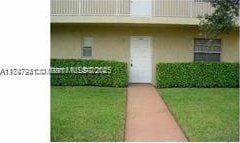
xmin=131 ymin=0 xmax=152 ymax=17
xmin=129 ymin=37 xmax=152 ymax=83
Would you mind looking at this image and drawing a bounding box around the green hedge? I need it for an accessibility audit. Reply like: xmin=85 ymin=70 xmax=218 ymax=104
xmin=51 ymin=59 xmax=128 ymax=87
xmin=156 ymin=62 xmax=239 ymax=88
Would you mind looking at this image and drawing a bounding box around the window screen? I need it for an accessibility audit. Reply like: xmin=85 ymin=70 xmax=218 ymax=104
xmin=194 ymin=38 xmax=221 ymax=62
xmin=82 ymin=37 xmax=93 ymax=57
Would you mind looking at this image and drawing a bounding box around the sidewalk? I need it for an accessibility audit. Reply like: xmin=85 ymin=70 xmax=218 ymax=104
xmin=125 ymin=84 xmax=187 ymax=142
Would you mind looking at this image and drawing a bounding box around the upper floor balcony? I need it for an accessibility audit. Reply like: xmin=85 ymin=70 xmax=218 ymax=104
xmin=51 ymin=0 xmax=215 ymax=25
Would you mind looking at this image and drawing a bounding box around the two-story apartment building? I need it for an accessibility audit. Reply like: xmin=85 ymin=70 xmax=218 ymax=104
xmin=51 ymin=0 xmax=239 ymax=84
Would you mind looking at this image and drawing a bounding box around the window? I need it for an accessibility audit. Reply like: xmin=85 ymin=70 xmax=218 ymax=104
xmin=194 ymin=0 xmax=209 ymax=2
xmin=82 ymin=37 xmax=93 ymax=57
xmin=194 ymin=38 xmax=221 ymax=62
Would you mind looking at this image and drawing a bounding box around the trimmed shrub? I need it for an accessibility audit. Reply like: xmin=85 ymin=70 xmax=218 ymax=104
xmin=51 ymin=59 xmax=128 ymax=87
xmin=156 ymin=62 xmax=239 ymax=88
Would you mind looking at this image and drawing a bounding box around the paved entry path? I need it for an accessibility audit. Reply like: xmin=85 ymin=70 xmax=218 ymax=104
xmin=125 ymin=84 xmax=187 ymax=141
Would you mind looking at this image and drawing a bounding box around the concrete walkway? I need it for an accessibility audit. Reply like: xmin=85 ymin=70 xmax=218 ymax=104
xmin=125 ymin=84 xmax=187 ymax=142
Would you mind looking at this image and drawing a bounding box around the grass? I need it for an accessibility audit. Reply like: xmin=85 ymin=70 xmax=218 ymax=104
xmin=51 ymin=86 xmax=126 ymax=142
xmin=158 ymin=88 xmax=239 ymax=142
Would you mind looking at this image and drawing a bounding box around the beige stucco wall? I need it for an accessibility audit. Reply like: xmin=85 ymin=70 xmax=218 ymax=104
xmin=51 ymin=26 xmax=130 ymax=62
xmin=51 ymin=16 xmax=201 ymax=26
xmin=51 ymin=25 xmax=239 ymax=85
xmin=221 ymin=31 xmax=239 ymax=62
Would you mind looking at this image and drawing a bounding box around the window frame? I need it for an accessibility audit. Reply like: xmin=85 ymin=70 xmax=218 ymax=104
xmin=193 ymin=38 xmax=222 ymax=62
xmin=82 ymin=37 xmax=93 ymax=58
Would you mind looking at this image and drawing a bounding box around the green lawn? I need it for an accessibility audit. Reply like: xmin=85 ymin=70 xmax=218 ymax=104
xmin=51 ymin=86 xmax=126 ymax=142
xmin=158 ymin=88 xmax=239 ymax=142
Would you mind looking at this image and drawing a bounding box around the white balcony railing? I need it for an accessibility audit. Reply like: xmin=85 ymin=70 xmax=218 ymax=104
xmin=153 ymin=0 xmax=214 ymax=17
xmin=51 ymin=0 xmax=214 ymax=18
xmin=51 ymin=0 xmax=131 ymax=16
